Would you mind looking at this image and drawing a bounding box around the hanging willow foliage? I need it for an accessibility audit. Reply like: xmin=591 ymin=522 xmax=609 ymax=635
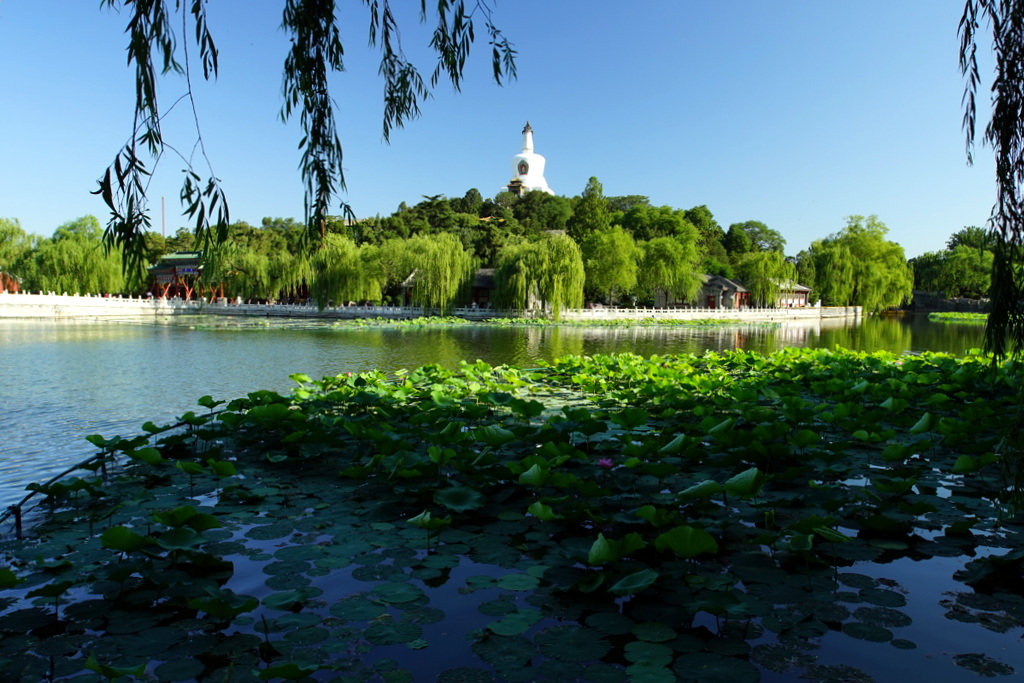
xmin=735 ymin=250 xmax=796 ymax=308
xmin=308 ymin=234 xmax=382 ymax=308
xmin=637 ymin=236 xmax=703 ymax=304
xmin=494 ymin=233 xmax=584 ymax=319
xmin=403 ymin=233 xmax=476 ymax=313
xmin=961 ymin=1 xmax=1024 ymax=359
xmin=95 ymin=1 xmax=516 ymax=271
xmin=32 ymin=217 xmax=127 ymax=295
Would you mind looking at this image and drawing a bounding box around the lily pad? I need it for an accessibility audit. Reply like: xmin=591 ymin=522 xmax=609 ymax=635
xmin=799 ymin=664 xmax=875 ymax=682
xmin=363 ymin=619 xmax=422 ymax=646
xmin=750 ymin=642 xmax=817 ymax=673
xmin=842 ymin=621 xmax=893 ymax=642
xmin=497 ymin=573 xmax=540 ymax=591
xmin=672 ymin=652 xmax=760 ymax=683
xmin=487 ymin=609 xmax=543 ymax=636
xmin=953 ymin=653 xmax=1015 ymax=677
xmin=436 ymin=668 xmax=495 ymax=683
xmin=853 ymin=606 xmax=912 ymax=628
xmin=471 ymin=634 xmax=538 ymax=668
xmin=624 ymin=641 xmax=673 ymax=666
xmin=535 ymin=625 xmax=611 ymax=663
xmin=631 ymin=622 xmax=677 ymax=643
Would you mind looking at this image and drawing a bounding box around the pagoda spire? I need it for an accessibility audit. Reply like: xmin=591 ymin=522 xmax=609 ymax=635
xmin=521 ymin=121 xmax=534 ymax=153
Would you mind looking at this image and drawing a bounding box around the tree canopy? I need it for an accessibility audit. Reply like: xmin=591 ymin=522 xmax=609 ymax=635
xmin=636 ymin=236 xmax=703 ymax=304
xmin=582 ymin=225 xmax=639 ymax=304
xmin=494 ymin=233 xmax=584 ymax=318
xmin=808 ymin=216 xmax=913 ymax=312
xmin=912 ymin=227 xmax=994 ymax=299
xmin=566 ymin=177 xmax=611 ymax=244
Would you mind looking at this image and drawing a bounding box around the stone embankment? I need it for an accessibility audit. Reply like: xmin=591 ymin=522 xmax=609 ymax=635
xmin=0 ymin=291 xmax=861 ymax=322
xmin=910 ymin=290 xmax=988 ymax=314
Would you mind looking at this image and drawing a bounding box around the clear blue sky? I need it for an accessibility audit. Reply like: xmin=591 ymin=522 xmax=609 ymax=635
xmin=0 ymin=1 xmax=997 ymax=258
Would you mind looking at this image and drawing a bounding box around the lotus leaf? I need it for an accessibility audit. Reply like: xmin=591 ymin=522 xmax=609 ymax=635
xmin=750 ymin=642 xmax=817 ymax=673
xmin=655 ymin=525 xmax=718 ymax=558
xmin=853 ymin=606 xmax=912 ymax=628
xmin=436 ymin=668 xmax=495 ymax=683
xmin=536 ymin=624 xmax=611 ymax=662
xmin=372 ymin=582 xmax=424 ymax=604
xmin=471 ymin=634 xmax=538 ymax=668
xmin=724 ymin=467 xmax=765 ymax=498
xmin=609 ymin=568 xmax=659 ymax=596
xmin=434 ymin=485 xmax=485 ymax=512
xmin=258 ymin=662 xmax=320 ymax=680
xmin=631 ymin=622 xmax=676 ymax=643
xmin=859 ymin=588 xmax=907 ymax=608
xmin=624 ymin=640 xmax=673 ymax=665
xmin=679 ymin=480 xmax=722 ymax=499
xmin=585 ymin=610 xmax=634 ymax=635
xmin=363 ymin=619 xmax=423 ymax=646
xmin=799 ymin=663 xmax=875 ymax=682
xmin=100 ymin=526 xmax=151 ymax=553
xmin=330 ymin=595 xmax=387 ymax=621
xmin=842 ymin=621 xmax=893 ymax=642
xmin=625 ymin=663 xmax=676 ymax=683
xmin=487 ymin=608 xmax=543 ymax=636
xmin=526 ymin=501 xmax=562 ymax=521
xmin=672 ymin=652 xmax=759 ymax=683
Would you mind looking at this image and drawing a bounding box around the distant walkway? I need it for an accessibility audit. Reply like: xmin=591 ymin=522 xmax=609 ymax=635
xmin=0 ymin=291 xmax=861 ymax=323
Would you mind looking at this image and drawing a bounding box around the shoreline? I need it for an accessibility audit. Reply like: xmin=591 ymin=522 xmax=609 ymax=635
xmin=0 ymin=291 xmax=861 ymax=323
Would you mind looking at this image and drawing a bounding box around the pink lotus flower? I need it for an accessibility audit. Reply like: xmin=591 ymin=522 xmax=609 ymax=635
xmin=596 ymin=458 xmax=615 ymax=469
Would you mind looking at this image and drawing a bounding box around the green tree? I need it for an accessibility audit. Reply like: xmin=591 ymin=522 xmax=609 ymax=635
xmin=724 ymin=223 xmax=786 ymax=258
xmin=402 ymin=233 xmax=476 ymax=313
xmin=734 ymin=250 xmax=796 ymax=307
xmin=723 ymin=224 xmax=753 ymax=258
xmin=0 ymin=218 xmax=32 ymax=280
xmin=809 ymin=215 xmax=913 ymax=311
xmin=944 ymin=245 xmax=993 ymax=298
xmin=307 ymin=234 xmax=383 ymax=308
xmin=92 ymin=1 xmax=515 ymax=271
xmin=605 ymin=195 xmax=651 ymax=215
xmin=494 ymin=233 xmax=584 ymax=318
xmin=566 ymin=177 xmax=611 ymax=243
xmin=947 ymin=225 xmax=990 ymax=251
xmin=513 ymin=191 xmax=572 ymax=236
xmin=620 ymin=205 xmax=696 ymax=242
xmin=162 ymin=227 xmax=197 ymax=254
xmin=794 ymin=249 xmax=817 ymax=294
xmin=686 ymin=205 xmax=731 ymax=276
xmin=636 ymin=236 xmax=703 ymax=305
xmin=451 ymin=188 xmax=484 ymax=216
xmin=31 ymin=216 xmax=128 ymax=295
xmin=913 ymin=241 xmax=993 ymax=299
xmin=583 ymin=225 xmax=639 ymax=305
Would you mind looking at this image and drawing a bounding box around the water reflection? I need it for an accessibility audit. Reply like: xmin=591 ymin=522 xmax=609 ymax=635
xmin=0 ymin=315 xmax=985 ymax=508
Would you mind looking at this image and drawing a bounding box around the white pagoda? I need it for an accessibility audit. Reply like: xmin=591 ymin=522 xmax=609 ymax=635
xmin=506 ymin=122 xmax=554 ymax=196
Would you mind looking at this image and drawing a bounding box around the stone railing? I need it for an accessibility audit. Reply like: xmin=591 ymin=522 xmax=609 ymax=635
xmin=0 ymin=291 xmax=204 ymax=318
xmin=0 ymin=291 xmax=861 ymax=322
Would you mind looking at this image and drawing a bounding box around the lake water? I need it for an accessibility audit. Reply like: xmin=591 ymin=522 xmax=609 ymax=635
xmin=0 ymin=314 xmax=985 ymax=509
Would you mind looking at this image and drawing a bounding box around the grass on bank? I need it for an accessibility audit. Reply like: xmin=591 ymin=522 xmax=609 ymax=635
xmin=928 ymin=312 xmax=988 ymax=323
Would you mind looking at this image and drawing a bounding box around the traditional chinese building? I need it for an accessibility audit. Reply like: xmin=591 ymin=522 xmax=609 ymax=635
xmin=0 ymin=271 xmax=22 ymax=293
xmin=148 ymin=251 xmax=204 ymax=299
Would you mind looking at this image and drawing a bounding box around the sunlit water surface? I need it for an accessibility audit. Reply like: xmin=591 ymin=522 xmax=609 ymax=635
xmin=0 ymin=314 xmax=983 ymax=508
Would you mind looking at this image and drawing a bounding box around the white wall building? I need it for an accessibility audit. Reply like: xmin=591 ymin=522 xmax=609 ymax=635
xmin=506 ymin=122 xmax=554 ymax=196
